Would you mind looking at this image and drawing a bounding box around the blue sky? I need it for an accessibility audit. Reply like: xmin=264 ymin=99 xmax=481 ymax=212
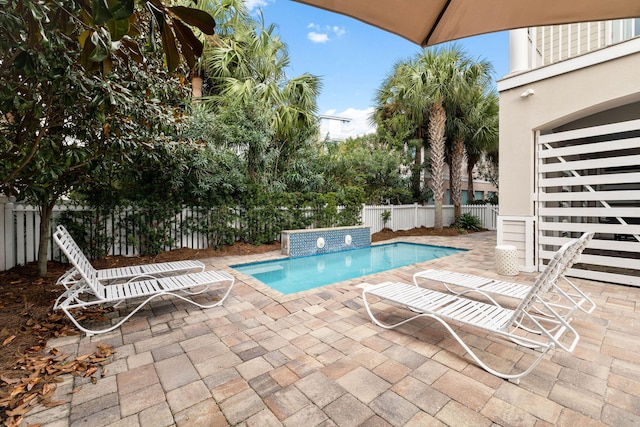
xmin=249 ymin=1 xmax=510 ymax=134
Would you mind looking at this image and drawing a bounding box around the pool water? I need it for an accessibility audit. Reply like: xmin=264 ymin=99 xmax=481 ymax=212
xmin=231 ymin=242 xmax=465 ymax=295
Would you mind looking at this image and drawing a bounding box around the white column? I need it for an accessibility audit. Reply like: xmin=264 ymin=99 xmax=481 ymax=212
xmin=509 ymin=28 xmax=530 ymax=74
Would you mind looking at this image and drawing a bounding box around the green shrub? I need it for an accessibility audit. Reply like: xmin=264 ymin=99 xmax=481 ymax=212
xmin=120 ymin=202 xmax=181 ymax=256
xmin=381 ymin=210 xmax=391 ymax=228
xmin=452 ymin=213 xmax=482 ymax=232
xmin=57 ymin=209 xmax=114 ymax=260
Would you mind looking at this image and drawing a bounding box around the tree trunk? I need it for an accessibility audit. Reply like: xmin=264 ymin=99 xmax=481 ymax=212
xmin=411 ymin=131 xmax=424 ymax=200
xmin=191 ymin=75 xmax=203 ymax=99
xmin=429 ymin=103 xmax=446 ymax=230
xmin=37 ymin=200 xmax=55 ymax=276
xmin=467 ymin=158 xmax=478 ymax=202
xmin=451 ymin=138 xmax=464 ymax=219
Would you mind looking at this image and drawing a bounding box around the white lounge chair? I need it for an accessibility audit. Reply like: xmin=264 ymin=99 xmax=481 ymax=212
xmin=362 ymin=240 xmax=581 ymax=382
xmin=53 ymin=227 xmax=234 ymax=336
xmin=55 ymin=225 xmax=205 ymax=288
xmin=413 ymin=232 xmax=596 ymax=315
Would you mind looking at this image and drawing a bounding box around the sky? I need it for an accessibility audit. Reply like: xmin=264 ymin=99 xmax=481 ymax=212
xmin=247 ymin=0 xmax=511 ymax=135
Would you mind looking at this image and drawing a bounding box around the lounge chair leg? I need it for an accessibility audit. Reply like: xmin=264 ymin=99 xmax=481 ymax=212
xmin=363 ymin=290 xmax=555 ymax=382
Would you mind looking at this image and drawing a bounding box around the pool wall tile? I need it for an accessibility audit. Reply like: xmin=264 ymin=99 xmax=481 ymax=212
xmin=282 ymin=226 xmax=371 ymax=257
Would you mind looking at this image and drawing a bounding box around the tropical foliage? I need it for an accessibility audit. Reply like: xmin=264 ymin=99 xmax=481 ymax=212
xmin=373 ymin=45 xmax=498 ymax=228
xmin=1 ymin=0 xmax=499 ymax=274
xmin=196 ymin=0 xmax=323 ymax=190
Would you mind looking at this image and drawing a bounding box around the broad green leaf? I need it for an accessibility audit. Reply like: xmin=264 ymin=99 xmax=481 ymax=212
xmin=108 ymin=0 xmax=134 ymax=20
xmin=89 ymin=44 xmax=109 ymax=62
xmin=26 ymin=14 xmax=43 ymax=46
xmin=106 ymin=18 xmax=130 ymax=41
xmin=14 ymin=51 xmax=31 ymax=71
xmin=78 ymin=30 xmax=92 ymax=48
xmin=92 ymin=0 xmax=112 ymax=25
xmin=80 ymin=40 xmax=93 ymax=69
xmin=169 ymin=6 xmax=216 ymax=35
xmin=161 ymin=21 xmax=179 ymax=72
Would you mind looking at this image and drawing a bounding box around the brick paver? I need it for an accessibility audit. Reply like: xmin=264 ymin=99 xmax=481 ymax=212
xmin=22 ymin=232 xmax=640 ymax=426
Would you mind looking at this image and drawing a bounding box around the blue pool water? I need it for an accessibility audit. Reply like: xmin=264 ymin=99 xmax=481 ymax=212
xmin=231 ymin=242 xmax=465 ymax=295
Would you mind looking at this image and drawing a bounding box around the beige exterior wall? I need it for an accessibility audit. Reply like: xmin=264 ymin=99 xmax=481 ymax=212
xmin=498 ymin=37 xmax=640 ymax=217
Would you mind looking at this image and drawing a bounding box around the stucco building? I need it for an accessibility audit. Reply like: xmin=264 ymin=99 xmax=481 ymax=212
xmin=497 ymin=19 xmax=640 ymax=286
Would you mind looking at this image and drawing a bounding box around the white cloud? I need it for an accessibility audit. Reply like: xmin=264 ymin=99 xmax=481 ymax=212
xmin=332 ymin=26 xmax=346 ymax=37
xmin=244 ymin=0 xmax=271 ymax=11
xmin=306 ymin=23 xmax=346 ymax=43
xmin=308 ymin=32 xmax=329 ymax=43
xmin=326 ymin=107 xmax=377 ymax=137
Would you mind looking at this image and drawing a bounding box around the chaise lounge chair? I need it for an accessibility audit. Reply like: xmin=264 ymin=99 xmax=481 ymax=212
xmin=55 ymin=225 xmax=206 ymax=288
xmin=53 ymin=226 xmax=234 ymax=336
xmin=362 ymin=240 xmax=581 ymax=382
xmin=413 ymin=232 xmax=596 ymax=315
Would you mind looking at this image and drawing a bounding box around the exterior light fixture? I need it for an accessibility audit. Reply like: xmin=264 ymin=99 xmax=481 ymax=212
xmin=520 ymin=89 xmax=535 ymax=98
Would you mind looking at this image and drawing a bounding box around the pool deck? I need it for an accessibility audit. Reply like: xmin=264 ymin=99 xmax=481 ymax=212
xmin=24 ymin=231 xmax=640 ymax=426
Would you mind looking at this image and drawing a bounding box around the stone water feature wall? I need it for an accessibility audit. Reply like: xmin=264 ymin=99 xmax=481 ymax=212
xmin=281 ymin=226 xmax=371 ymax=257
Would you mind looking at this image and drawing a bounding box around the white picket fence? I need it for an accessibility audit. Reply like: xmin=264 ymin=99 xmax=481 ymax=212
xmin=363 ymin=203 xmax=498 ymax=234
xmin=0 ymin=196 xmax=497 ymax=271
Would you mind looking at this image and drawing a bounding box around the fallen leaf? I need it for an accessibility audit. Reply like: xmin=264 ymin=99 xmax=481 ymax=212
xmin=5 ymin=415 xmax=24 ymax=427
xmin=40 ymin=399 xmax=65 ymax=408
xmin=2 ymin=335 xmax=16 ymax=346
xmin=76 ymin=353 xmax=93 ymax=362
xmin=6 ymin=403 xmax=30 ymax=417
xmin=42 ymin=383 xmax=55 ymax=396
xmin=84 ymin=367 xmax=98 ymax=378
xmin=1 ymin=375 xmax=22 ymax=385
xmin=10 ymin=384 xmax=26 ymax=397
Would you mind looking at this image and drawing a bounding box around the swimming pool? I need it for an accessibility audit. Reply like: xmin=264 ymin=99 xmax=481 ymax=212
xmin=231 ymin=242 xmax=465 ymax=295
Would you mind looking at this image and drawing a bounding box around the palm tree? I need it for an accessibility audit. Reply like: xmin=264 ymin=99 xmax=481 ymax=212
xmin=412 ymin=47 xmax=464 ymax=230
xmin=197 ymin=5 xmax=321 ymax=185
xmin=445 ymin=64 xmax=495 ymax=218
xmin=373 ymin=60 xmax=429 ymax=201
xmin=464 ymin=91 xmax=499 ymax=202
xmin=190 ymin=0 xmax=252 ymax=98
xmin=412 ymin=46 xmax=493 ymax=229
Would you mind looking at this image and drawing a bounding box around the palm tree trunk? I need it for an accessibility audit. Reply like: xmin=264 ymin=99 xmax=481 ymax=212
xmin=429 ymin=103 xmax=446 ymax=230
xmin=191 ymin=75 xmax=203 ymax=99
xmin=451 ymin=138 xmax=464 ymax=219
xmin=467 ymin=158 xmax=477 ymax=202
xmin=411 ymin=127 xmax=425 ymax=200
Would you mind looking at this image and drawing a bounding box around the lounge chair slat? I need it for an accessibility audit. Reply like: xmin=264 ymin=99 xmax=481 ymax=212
xmin=413 ymin=233 xmax=596 ymax=316
xmin=363 ymin=234 xmax=592 ymax=382
xmin=52 ymin=226 xmax=234 ymax=336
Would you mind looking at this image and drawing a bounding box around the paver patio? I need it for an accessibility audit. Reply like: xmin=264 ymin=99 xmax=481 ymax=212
xmin=23 ymin=231 xmax=640 ymax=426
